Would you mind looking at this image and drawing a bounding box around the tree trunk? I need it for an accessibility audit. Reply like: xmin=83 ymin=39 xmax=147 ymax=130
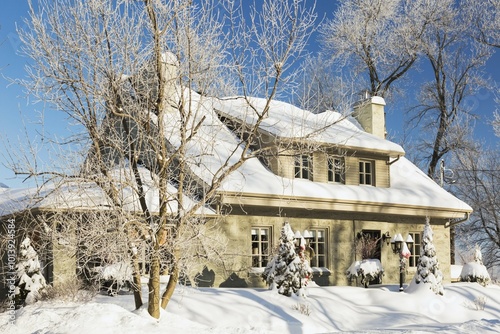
xmin=130 ymin=252 xmax=143 ymax=310
xmin=147 ymin=250 xmax=161 ymax=319
xmin=161 ymin=256 xmax=179 ymax=309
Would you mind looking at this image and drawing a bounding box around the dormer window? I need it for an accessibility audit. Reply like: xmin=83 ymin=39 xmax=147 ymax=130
xmin=359 ymin=160 xmax=374 ymax=185
xmin=294 ymin=154 xmax=313 ymax=180
xmin=328 ymin=156 xmax=345 ymax=184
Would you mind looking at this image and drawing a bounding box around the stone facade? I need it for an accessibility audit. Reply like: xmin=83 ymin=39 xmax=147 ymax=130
xmin=203 ymin=214 xmax=451 ymax=288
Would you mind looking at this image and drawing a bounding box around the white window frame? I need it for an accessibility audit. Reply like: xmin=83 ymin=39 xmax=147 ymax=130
xmin=359 ymin=160 xmax=374 ymax=185
xmin=251 ymin=227 xmax=271 ymax=268
xmin=328 ymin=156 xmax=345 ymax=184
xmin=408 ymin=231 xmax=421 ymax=268
xmin=309 ymin=228 xmax=327 ymax=268
xmin=294 ymin=154 xmax=313 ymax=180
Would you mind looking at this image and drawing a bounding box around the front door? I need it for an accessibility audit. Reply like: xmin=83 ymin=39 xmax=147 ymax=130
xmin=358 ymin=230 xmax=382 ymax=284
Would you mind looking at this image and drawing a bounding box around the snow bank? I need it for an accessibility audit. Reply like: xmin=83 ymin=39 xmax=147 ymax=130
xmin=2 ymin=283 xmax=500 ymax=334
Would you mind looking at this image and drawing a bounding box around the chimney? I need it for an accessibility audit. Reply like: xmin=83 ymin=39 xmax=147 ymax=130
xmin=160 ymin=51 xmax=179 ymax=105
xmin=353 ymin=95 xmax=386 ymax=139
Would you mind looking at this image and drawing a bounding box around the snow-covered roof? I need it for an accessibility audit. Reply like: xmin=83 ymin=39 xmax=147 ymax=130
xmin=178 ymin=93 xmax=471 ymax=217
xmin=214 ymin=96 xmax=405 ymax=156
xmin=218 ymin=155 xmax=472 ymax=216
xmin=1 ymin=88 xmax=471 ymax=220
xmin=0 ymin=167 xmax=214 ymax=218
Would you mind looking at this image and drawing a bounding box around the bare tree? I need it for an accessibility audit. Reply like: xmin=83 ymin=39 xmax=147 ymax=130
xmin=453 ymin=145 xmax=500 ymax=275
xmin=319 ymin=0 xmax=425 ymax=98
xmin=463 ymin=0 xmax=500 ymax=48
xmin=10 ymin=0 xmax=316 ymax=319
xmin=493 ymin=111 xmax=500 ymax=138
xmin=408 ymin=0 xmax=492 ymax=179
xmin=294 ymin=54 xmax=360 ymax=114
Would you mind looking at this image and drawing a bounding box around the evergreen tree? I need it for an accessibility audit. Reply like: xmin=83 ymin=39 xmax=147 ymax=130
xmin=414 ymin=218 xmax=444 ymax=295
xmin=262 ymin=223 xmax=312 ymax=297
xmin=459 ymin=245 xmax=491 ymax=286
xmin=15 ymin=237 xmax=48 ymax=307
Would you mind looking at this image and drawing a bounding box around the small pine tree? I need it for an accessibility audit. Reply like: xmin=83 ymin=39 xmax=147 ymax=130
xmin=262 ymin=223 xmax=312 ymax=297
xmin=413 ymin=218 xmax=444 ymax=295
xmin=15 ymin=237 xmax=48 ymax=307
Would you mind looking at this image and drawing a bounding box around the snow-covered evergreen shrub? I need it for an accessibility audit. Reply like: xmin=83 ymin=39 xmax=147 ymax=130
xmin=262 ymin=223 xmax=312 ymax=297
xmin=460 ymin=245 xmax=491 ymax=286
xmin=412 ymin=218 xmax=444 ymax=295
xmin=346 ymin=259 xmax=384 ymax=288
xmin=15 ymin=237 xmax=48 ymax=307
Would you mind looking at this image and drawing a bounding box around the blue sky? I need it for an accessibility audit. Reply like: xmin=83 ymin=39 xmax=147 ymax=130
xmin=0 ymin=1 xmax=498 ymax=189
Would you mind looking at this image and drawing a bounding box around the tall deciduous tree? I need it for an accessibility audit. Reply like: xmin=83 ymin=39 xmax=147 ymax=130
xmin=409 ymin=0 xmax=492 ymax=179
xmin=13 ymin=0 xmax=316 ymax=319
xmin=453 ymin=144 xmax=500 ymax=275
xmin=464 ymin=0 xmax=500 ymax=48
xmin=319 ymin=0 xmax=423 ymax=98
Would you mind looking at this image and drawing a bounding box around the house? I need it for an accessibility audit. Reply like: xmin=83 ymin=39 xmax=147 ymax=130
xmin=209 ymin=95 xmax=471 ymax=287
xmin=0 ymin=57 xmax=472 ymax=292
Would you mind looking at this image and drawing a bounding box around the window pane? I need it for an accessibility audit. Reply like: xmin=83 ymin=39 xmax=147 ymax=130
xmin=365 ymin=162 xmax=371 ymax=173
xmin=365 ymin=174 xmax=371 ymax=185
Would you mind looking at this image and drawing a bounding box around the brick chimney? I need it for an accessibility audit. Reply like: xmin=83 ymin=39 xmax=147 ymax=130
xmin=353 ymin=96 xmax=386 ymax=139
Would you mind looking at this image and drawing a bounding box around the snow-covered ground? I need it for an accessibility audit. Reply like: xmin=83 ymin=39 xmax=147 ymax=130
xmin=1 ymin=282 xmax=500 ymax=334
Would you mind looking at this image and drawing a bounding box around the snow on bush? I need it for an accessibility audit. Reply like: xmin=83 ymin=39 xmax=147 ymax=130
xmin=262 ymin=222 xmax=312 ymax=297
xmin=91 ymin=262 xmax=133 ymax=295
xmin=460 ymin=245 xmax=491 ymax=286
xmin=346 ymin=259 xmax=384 ymax=288
xmin=15 ymin=237 xmax=48 ymax=307
xmin=410 ymin=218 xmax=444 ymax=295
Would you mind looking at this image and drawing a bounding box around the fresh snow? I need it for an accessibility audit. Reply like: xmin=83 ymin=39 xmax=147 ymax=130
xmin=0 ymin=90 xmax=471 ymax=220
xmin=214 ymin=96 xmax=405 ymax=154
xmin=0 ymin=166 xmax=214 ymax=218
xmin=346 ymin=259 xmax=384 ymax=278
xmin=1 ymin=282 xmax=500 ymax=333
xmin=460 ymin=262 xmax=491 ymax=285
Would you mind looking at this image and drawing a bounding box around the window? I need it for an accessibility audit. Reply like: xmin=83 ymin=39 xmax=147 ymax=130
xmin=359 ymin=160 xmax=374 ymax=185
xmin=309 ymin=229 xmax=327 ymax=267
xmin=251 ymin=227 xmax=271 ymax=267
xmin=294 ymin=155 xmax=313 ymax=180
xmin=408 ymin=232 xmax=421 ymax=267
xmin=328 ymin=156 xmax=345 ymax=183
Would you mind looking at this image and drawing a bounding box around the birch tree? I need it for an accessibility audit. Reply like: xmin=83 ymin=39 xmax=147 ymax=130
xmin=12 ymin=0 xmax=316 ymax=319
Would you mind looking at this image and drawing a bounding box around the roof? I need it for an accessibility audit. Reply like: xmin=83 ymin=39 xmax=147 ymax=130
xmin=217 ymin=156 xmax=472 ymax=218
xmin=0 ymin=167 xmax=214 ymax=218
xmin=214 ymin=96 xmax=405 ymax=156
xmin=0 ymin=89 xmax=471 ymax=220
